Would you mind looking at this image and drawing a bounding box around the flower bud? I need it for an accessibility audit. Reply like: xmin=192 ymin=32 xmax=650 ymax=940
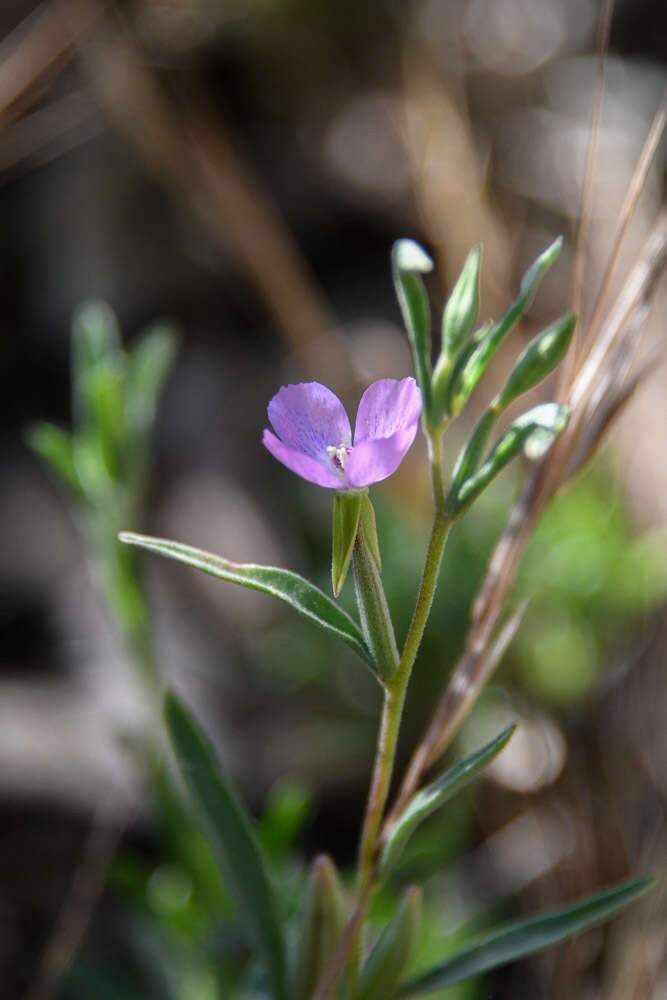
xmin=392 ymin=239 xmax=434 ymax=420
xmin=495 ymin=314 xmax=576 ymax=411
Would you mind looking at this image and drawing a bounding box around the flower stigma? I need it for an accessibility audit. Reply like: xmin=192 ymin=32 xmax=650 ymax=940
xmin=327 ymin=443 xmax=351 ymax=481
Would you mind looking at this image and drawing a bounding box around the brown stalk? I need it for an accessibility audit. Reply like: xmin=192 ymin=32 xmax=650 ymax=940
xmin=569 ymin=0 xmax=614 ymax=324
xmin=0 ymin=0 xmax=103 ymax=128
xmin=578 ymin=88 xmax=667 ymax=363
xmin=69 ymin=11 xmax=354 ymax=389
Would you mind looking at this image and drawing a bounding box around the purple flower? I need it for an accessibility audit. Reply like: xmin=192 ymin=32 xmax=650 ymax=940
xmin=262 ymin=377 xmax=422 ymax=489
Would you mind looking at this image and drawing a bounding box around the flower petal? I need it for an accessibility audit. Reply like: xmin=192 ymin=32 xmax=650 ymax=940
xmin=268 ymin=382 xmax=351 ymax=460
xmin=353 ymin=377 xmax=422 ymax=445
xmin=262 ymin=429 xmax=343 ymax=488
xmin=346 ymin=424 xmax=420 ymax=488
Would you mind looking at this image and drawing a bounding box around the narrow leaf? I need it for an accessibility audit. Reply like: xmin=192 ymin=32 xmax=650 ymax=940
xmin=293 ymin=855 xmax=346 ymax=1000
xmin=440 ymin=322 xmax=491 ymax=418
xmin=447 ymin=408 xmax=497 ymax=503
xmin=379 ymin=725 xmax=515 ymax=877
xmin=359 ymin=887 xmax=421 ymax=1000
xmin=27 ymin=422 xmax=82 ymax=495
xmin=165 ymin=693 xmax=287 ymax=1000
xmin=392 ymin=239 xmax=434 ymax=419
xmin=448 ymin=238 xmax=562 ymax=415
xmin=332 ymin=490 xmax=364 ymax=597
xmin=71 ymin=300 xmax=121 ymax=426
xmin=119 ymin=532 xmax=376 ymax=673
xmin=400 ymin=877 xmax=652 ymax=995
xmin=126 ymin=325 xmax=178 ymax=434
xmin=446 ymin=404 xmax=569 ymax=515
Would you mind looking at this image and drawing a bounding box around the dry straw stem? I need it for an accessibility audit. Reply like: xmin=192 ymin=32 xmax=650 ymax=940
xmin=0 ymin=0 xmax=355 ymax=393
xmin=0 ymin=0 xmax=104 ymax=129
xmin=386 ymin=205 xmax=667 ymax=834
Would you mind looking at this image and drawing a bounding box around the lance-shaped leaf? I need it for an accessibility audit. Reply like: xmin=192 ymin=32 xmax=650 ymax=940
xmin=359 ymin=887 xmax=422 ymax=1000
xmin=446 ymin=404 xmax=569 ymax=515
xmin=118 ymin=532 xmax=376 ymax=673
xmin=71 ymin=301 xmax=122 ymax=428
xmin=399 ymin=877 xmax=652 ymax=996
xmin=379 ymin=725 xmax=515 ymax=877
xmin=27 ymin=422 xmax=82 ymax=496
xmin=293 ymin=855 xmax=346 ymax=1000
xmin=495 ymin=314 xmax=576 ymax=411
xmin=448 ymin=238 xmax=562 ymax=416
xmin=392 ymin=239 xmax=434 ymax=420
xmin=438 ymin=322 xmax=491 ymax=419
xmin=431 ymin=248 xmax=481 ymax=424
xmin=332 ymin=490 xmax=364 ymax=597
xmin=447 ymin=408 xmax=497 ymax=503
xmin=165 ymin=692 xmax=288 ymax=1000
xmin=125 ymin=325 xmax=178 ymax=436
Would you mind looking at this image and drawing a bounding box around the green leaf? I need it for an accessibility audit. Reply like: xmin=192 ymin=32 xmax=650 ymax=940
xmin=399 ymin=877 xmax=652 ymax=995
xmin=27 ymin=422 xmax=82 ymax=495
xmin=71 ymin=300 xmax=122 ymax=426
xmin=446 ymin=404 xmax=569 ymax=515
xmin=118 ymin=532 xmax=376 ymax=673
xmin=495 ymin=314 xmax=576 ymax=411
xmin=448 ymin=238 xmax=562 ymax=415
xmin=332 ymin=490 xmax=364 ymax=597
xmin=447 ymin=408 xmax=497 ymax=503
xmin=125 ymin=325 xmax=178 ymax=435
xmin=379 ymin=725 xmax=515 ymax=877
xmin=392 ymin=239 xmax=434 ymax=420
xmin=257 ymin=780 xmax=313 ymax=863
xmin=293 ymin=855 xmax=346 ymax=1000
xmin=359 ymin=887 xmax=421 ymax=1000
xmin=164 ymin=693 xmax=287 ymax=1000
xmin=439 ymin=322 xmax=491 ymax=418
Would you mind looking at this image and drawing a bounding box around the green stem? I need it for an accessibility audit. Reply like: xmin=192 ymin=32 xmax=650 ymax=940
xmin=346 ymin=428 xmax=451 ymax=994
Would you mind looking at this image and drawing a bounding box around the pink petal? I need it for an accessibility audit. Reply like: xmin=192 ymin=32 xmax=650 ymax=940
xmin=353 ymin=377 xmax=422 ymax=445
xmin=262 ymin=429 xmax=343 ymax=488
xmin=346 ymin=424 xmax=420 ymax=488
xmin=268 ymin=382 xmax=351 ymax=460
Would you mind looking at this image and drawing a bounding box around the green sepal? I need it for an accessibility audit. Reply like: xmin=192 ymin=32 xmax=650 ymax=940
xmin=332 ymin=490 xmax=364 ymax=597
xmin=399 ymin=877 xmax=652 ymax=995
xmin=293 ymin=855 xmax=346 ymax=1000
xmin=359 ymin=492 xmax=382 ymax=572
xmin=446 ymin=403 xmax=569 ymax=515
xmin=379 ymin=725 xmax=515 ymax=878
xmin=359 ymin=886 xmax=422 ymax=1000
xmin=448 ymin=238 xmax=562 ymax=416
xmin=392 ymin=239 xmax=434 ymax=421
xmin=495 ymin=313 xmax=576 ymax=411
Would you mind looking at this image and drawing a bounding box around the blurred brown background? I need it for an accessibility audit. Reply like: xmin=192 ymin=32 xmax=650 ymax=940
xmin=1 ymin=0 xmax=666 ymax=997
